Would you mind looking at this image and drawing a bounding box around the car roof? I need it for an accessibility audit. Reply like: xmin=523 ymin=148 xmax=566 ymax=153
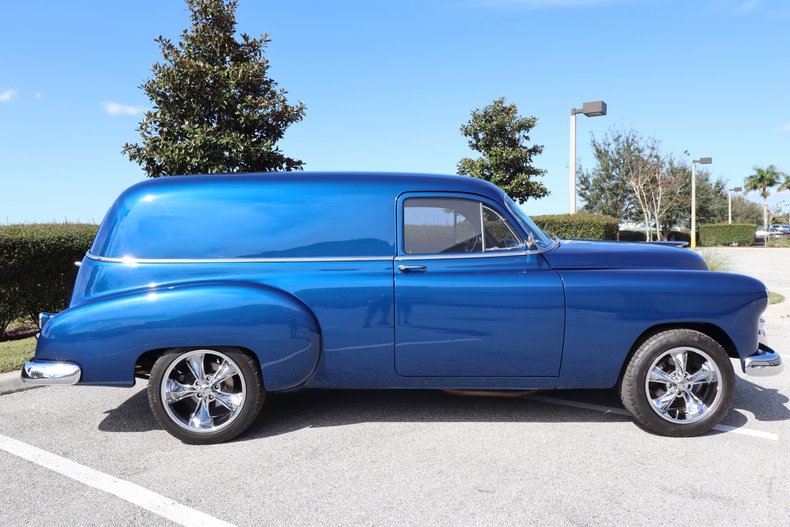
xmin=121 ymin=171 xmax=507 ymax=203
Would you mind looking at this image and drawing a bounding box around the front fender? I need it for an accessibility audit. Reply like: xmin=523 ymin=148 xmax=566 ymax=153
xmin=36 ymin=281 xmax=321 ymax=390
xmin=557 ymin=269 xmax=768 ymax=388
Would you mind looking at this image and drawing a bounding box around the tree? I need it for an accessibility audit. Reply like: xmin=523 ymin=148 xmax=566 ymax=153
xmin=458 ymin=97 xmax=548 ymax=203
xmin=729 ymin=194 xmax=763 ymax=225
xmin=779 ymin=173 xmax=790 ymax=193
xmin=577 ymin=128 xmax=640 ymax=220
xmin=744 ymin=165 xmax=787 ymax=231
xmin=662 ymin=163 xmax=729 ymax=235
xmin=123 ymin=0 xmax=305 ymax=177
xmin=622 ymin=137 xmax=683 ymax=242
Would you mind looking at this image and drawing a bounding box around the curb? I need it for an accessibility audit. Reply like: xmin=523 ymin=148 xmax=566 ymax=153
xmin=0 ymin=370 xmax=42 ymax=396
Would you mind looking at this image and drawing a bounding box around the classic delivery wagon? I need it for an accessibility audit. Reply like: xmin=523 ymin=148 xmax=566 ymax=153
xmin=23 ymin=172 xmax=782 ymax=443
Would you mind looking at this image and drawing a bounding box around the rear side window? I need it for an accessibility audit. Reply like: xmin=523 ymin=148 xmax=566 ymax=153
xmin=403 ymin=198 xmax=522 ymax=254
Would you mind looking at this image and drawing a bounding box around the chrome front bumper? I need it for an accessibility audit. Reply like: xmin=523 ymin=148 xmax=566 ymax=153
xmin=21 ymin=360 xmax=82 ymax=385
xmin=743 ymin=318 xmax=783 ymax=377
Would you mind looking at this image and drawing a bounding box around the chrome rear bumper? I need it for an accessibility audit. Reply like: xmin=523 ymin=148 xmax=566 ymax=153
xmin=21 ymin=360 xmax=82 ymax=385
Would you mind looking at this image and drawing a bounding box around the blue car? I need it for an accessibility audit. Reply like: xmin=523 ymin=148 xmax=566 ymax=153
xmin=22 ymin=173 xmax=782 ymax=443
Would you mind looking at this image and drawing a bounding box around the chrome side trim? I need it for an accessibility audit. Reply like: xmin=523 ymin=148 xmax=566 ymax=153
xmin=397 ymin=250 xmax=535 ymax=261
xmin=86 ymin=250 xmax=550 ymax=264
xmin=21 ymin=360 xmax=82 ymax=385
xmin=743 ymin=348 xmax=783 ymax=377
xmin=86 ymin=252 xmax=395 ymax=264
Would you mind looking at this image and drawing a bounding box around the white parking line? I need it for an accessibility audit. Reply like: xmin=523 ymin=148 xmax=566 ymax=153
xmin=529 ymin=395 xmax=780 ymax=442
xmin=0 ymin=433 xmax=236 ymax=527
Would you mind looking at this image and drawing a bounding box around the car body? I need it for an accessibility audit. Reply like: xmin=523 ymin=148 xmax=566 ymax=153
xmin=22 ymin=172 xmax=783 ymax=442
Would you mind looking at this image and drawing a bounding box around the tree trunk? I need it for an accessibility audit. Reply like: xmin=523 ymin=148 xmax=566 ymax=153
xmin=763 ymin=199 xmax=768 ymax=232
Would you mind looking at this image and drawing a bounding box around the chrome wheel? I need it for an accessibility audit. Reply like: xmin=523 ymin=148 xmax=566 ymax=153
xmin=644 ymin=346 xmax=722 ymax=424
xmin=160 ymin=349 xmax=246 ymax=433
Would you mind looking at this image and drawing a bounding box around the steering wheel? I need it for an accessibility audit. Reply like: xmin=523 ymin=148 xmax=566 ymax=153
xmin=463 ymin=234 xmax=482 ymax=253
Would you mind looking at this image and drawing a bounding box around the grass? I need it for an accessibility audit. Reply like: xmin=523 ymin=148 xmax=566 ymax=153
xmin=769 ymin=291 xmax=785 ymax=305
xmin=766 ymin=238 xmax=790 ymax=248
xmin=0 ymin=336 xmax=36 ymax=374
xmin=696 ymin=248 xmax=732 ymax=272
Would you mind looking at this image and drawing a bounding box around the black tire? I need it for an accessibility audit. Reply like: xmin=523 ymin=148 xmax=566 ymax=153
xmin=148 ymin=347 xmax=265 ymax=444
xmin=620 ymin=329 xmax=735 ymax=437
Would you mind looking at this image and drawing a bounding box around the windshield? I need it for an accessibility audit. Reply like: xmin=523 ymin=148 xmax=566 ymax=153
xmin=502 ymin=195 xmax=554 ymax=249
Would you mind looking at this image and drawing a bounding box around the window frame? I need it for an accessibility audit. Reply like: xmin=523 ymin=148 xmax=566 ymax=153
xmin=397 ymin=192 xmax=526 ymax=257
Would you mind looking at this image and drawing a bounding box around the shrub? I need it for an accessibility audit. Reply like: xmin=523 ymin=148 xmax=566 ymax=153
xmin=0 ymin=224 xmax=98 ymax=333
xmin=696 ymin=248 xmax=732 ymax=272
xmin=531 ymin=213 xmax=619 ymax=240
xmin=618 ymin=230 xmax=646 ymax=242
xmin=698 ymin=224 xmax=755 ymax=247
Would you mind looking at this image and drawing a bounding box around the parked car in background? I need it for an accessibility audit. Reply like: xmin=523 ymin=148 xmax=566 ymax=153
xmin=22 ymin=173 xmax=783 ymax=443
xmin=756 ymin=225 xmax=790 ymax=241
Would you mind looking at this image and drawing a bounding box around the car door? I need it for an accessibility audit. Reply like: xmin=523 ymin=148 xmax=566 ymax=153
xmin=394 ymin=193 xmax=565 ymax=377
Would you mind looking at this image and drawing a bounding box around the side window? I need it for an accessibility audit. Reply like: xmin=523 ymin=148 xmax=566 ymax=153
xmin=482 ymin=206 xmax=522 ymax=251
xmin=403 ymin=198 xmax=523 ymax=254
xmin=404 ymin=198 xmax=483 ymax=254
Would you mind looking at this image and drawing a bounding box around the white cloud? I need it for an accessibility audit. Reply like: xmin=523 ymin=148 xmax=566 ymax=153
xmin=0 ymin=88 xmax=18 ymax=102
xmin=778 ymin=122 xmax=790 ymax=133
xmin=477 ymin=0 xmax=632 ymax=7
xmin=34 ymin=92 xmax=42 ymax=100
xmin=102 ymin=101 xmax=146 ymax=116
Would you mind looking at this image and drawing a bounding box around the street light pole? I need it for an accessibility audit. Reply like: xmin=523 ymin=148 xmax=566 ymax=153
xmin=728 ymin=186 xmax=742 ymax=225
xmin=690 ymin=157 xmax=712 ymax=249
xmin=569 ymin=111 xmax=577 ymax=214
xmin=569 ymin=101 xmax=607 ymax=214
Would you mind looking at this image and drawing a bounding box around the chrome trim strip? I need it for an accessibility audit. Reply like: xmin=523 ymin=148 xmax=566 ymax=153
xmin=397 ymin=250 xmax=536 ymax=261
xmin=743 ymin=348 xmax=783 ymax=377
xmin=86 ymin=252 xmax=395 ymax=264
xmin=21 ymin=360 xmax=82 ymax=385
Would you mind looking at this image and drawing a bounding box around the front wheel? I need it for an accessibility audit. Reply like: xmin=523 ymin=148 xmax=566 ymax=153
xmin=620 ymin=329 xmax=735 ymax=437
xmin=148 ymin=348 xmax=265 ymax=444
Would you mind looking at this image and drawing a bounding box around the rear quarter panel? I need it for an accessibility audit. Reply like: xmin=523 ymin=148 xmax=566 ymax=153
xmin=557 ymin=269 xmax=767 ymax=388
xmin=36 ymin=281 xmax=321 ymax=390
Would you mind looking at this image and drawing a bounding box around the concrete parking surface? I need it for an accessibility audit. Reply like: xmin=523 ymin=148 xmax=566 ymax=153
xmin=1 ymin=248 xmax=789 ymax=526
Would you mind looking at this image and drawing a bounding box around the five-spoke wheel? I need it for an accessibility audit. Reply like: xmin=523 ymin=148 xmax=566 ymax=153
xmin=620 ymin=329 xmax=734 ymax=437
xmin=148 ymin=348 xmax=264 ymax=444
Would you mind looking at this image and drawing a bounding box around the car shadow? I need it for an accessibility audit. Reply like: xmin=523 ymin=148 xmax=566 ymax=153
xmin=98 ymin=375 xmax=788 ymax=440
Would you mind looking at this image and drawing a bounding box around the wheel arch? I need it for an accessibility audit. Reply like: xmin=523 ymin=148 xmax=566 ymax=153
xmin=135 ymin=345 xmax=263 ymax=380
xmin=617 ymin=322 xmax=738 ymax=386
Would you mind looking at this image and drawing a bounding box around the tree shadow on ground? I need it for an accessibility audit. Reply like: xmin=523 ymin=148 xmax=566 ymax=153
xmin=98 ymin=376 xmax=787 ymax=442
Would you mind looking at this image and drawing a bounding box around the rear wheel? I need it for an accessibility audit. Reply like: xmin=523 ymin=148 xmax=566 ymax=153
xmin=620 ymin=329 xmax=735 ymax=437
xmin=148 ymin=348 xmax=264 ymax=444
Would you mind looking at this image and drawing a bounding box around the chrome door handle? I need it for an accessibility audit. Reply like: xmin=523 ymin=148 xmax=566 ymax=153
xmin=398 ymin=264 xmax=427 ymax=273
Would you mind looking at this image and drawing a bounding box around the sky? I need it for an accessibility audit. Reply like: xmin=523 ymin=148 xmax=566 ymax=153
xmin=1 ymin=0 xmax=789 ymax=223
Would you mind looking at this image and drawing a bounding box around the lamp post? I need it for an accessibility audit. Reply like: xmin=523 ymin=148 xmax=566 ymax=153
xmin=728 ymin=186 xmax=742 ymax=224
xmin=690 ymin=157 xmax=712 ymax=249
xmin=569 ymin=100 xmax=607 ymax=213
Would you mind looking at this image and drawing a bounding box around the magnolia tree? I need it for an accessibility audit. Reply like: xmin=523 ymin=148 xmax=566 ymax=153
xmin=123 ymin=0 xmax=305 ymax=177
xmin=457 ymin=97 xmax=548 ymax=203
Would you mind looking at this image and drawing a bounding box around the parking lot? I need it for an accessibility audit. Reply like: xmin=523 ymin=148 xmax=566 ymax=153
xmin=1 ymin=248 xmax=789 ymax=526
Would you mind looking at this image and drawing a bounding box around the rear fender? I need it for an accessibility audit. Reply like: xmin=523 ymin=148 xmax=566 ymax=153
xmin=35 ymin=281 xmax=321 ymax=390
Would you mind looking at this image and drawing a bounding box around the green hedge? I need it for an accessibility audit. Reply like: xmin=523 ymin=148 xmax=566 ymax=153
xmin=0 ymin=224 xmax=98 ymax=335
xmin=699 ymin=224 xmax=756 ymax=247
xmin=531 ymin=213 xmax=619 ymax=241
xmin=618 ymin=230 xmax=696 ymax=244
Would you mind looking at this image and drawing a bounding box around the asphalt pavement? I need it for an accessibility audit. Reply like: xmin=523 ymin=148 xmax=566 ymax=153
xmin=1 ymin=248 xmax=788 ymax=526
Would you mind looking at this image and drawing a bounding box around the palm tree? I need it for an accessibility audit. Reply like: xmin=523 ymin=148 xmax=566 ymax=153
xmin=779 ymin=173 xmax=790 ymax=193
xmin=744 ymin=165 xmax=786 ymax=231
